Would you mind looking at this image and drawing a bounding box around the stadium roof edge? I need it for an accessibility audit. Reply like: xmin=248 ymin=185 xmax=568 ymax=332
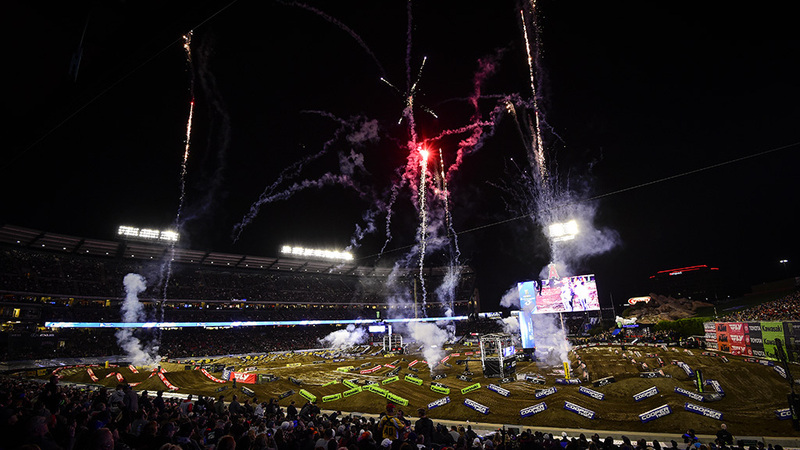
xmin=0 ymin=224 xmax=473 ymax=275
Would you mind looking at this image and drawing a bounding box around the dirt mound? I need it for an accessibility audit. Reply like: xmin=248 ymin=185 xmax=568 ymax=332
xmin=52 ymin=346 xmax=797 ymax=436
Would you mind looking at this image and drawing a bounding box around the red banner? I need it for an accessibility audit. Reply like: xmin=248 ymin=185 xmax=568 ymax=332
xmin=359 ymin=365 xmax=382 ymax=374
xmin=158 ymin=369 xmax=180 ymax=391
xmin=231 ymin=371 xmax=257 ymax=384
xmin=200 ymin=368 xmax=227 ymax=383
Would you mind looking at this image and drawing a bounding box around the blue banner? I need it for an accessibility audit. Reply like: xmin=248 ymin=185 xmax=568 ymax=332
xmin=639 ymin=404 xmax=672 ymax=423
xmin=535 ymin=387 xmax=557 ymax=399
xmin=520 ymin=402 xmax=548 ymax=418
xmin=487 ymin=384 xmax=511 ymax=397
xmin=633 ymin=386 xmax=659 ymax=402
xmin=463 ymin=399 xmax=490 ymax=415
xmin=674 ymin=387 xmax=704 ymax=402
xmin=564 ymin=401 xmax=595 ymax=419
xmin=427 ymin=396 xmax=450 ymax=410
xmin=578 ymin=386 xmax=605 ymax=400
xmin=684 ymin=403 xmax=723 ymax=420
xmin=705 ymin=380 xmax=725 ymax=396
xmin=517 ymin=281 xmax=537 ymax=349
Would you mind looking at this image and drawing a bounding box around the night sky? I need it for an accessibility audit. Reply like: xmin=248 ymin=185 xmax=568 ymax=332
xmin=5 ymin=1 xmax=799 ymax=312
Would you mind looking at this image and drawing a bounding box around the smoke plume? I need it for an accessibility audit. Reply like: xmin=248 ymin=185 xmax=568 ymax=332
xmin=403 ymin=321 xmax=449 ymax=373
xmin=319 ymin=324 xmax=367 ymax=349
xmin=115 ymin=273 xmax=160 ymax=367
xmin=531 ymin=313 xmax=571 ymax=367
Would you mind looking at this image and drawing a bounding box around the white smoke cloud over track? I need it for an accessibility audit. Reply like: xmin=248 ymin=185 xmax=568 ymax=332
xmin=319 ymin=324 xmax=368 ymax=349
xmin=115 ymin=273 xmax=160 ymax=367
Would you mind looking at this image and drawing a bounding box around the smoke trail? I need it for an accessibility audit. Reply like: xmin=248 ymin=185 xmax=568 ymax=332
xmin=499 ymin=285 xmax=519 ymax=308
xmin=443 ymin=50 xmax=507 ymax=180
xmin=402 ymin=321 xmax=449 ymax=373
xmin=116 ymin=274 xmax=160 ymax=367
xmin=233 ymin=114 xmax=377 ymax=241
xmin=319 ymin=324 xmax=367 ymax=349
xmin=530 ymin=313 xmax=571 ymax=367
xmin=278 ymin=1 xmax=386 ymax=77
xmin=497 ymin=316 xmax=520 ymax=335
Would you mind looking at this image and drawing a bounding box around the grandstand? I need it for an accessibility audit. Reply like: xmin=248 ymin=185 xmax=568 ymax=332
xmin=3 ymin=223 xmax=800 ymax=445
xmin=0 ymin=224 xmax=476 ymax=325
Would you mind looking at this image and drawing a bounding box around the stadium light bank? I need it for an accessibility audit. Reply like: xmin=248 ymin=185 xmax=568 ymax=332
xmin=548 ymin=220 xmax=579 ymax=242
xmin=118 ymin=225 xmax=179 ymax=243
xmin=281 ymin=245 xmax=353 ymax=261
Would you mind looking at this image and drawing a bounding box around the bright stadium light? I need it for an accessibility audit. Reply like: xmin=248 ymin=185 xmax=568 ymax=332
xmin=160 ymin=230 xmax=179 ymax=242
xmin=548 ymin=220 xmax=579 ymax=242
xmin=118 ymin=225 xmax=179 ymax=242
xmin=281 ymin=245 xmax=353 ymax=261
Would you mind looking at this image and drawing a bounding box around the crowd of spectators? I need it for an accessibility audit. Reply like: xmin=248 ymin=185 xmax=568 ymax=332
xmin=0 ymin=376 xmax=787 ymax=450
xmin=1 ymin=318 xmax=498 ymax=361
xmin=718 ymin=291 xmax=800 ymax=323
xmin=571 ymin=329 xmax=681 ymax=347
xmin=34 ymin=303 xmax=461 ymax=326
xmin=0 ymin=248 xmax=475 ymax=308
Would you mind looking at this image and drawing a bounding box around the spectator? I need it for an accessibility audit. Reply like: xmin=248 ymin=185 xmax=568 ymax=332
xmin=716 ymin=425 xmax=733 ymax=446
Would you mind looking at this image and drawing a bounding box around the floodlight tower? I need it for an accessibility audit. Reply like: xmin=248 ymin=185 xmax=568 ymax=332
xmin=547 ymin=220 xmax=579 ymax=243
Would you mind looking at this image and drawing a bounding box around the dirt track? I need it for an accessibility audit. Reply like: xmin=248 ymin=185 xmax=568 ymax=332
xmin=54 ymin=344 xmax=800 ymax=437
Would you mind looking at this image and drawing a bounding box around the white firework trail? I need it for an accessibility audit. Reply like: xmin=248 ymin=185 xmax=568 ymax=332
xmin=520 ymin=9 xmax=547 ymax=183
xmin=417 ymin=146 xmax=429 ymax=316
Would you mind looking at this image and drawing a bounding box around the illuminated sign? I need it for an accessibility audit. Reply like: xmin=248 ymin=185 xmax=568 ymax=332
xmin=627 ymin=296 xmax=651 ymax=306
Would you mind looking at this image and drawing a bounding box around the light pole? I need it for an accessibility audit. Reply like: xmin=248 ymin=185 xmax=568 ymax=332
xmin=780 ymin=259 xmax=789 ymax=275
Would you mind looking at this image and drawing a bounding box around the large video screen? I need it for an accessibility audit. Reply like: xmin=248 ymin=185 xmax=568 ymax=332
xmin=521 ymin=274 xmax=600 ymax=314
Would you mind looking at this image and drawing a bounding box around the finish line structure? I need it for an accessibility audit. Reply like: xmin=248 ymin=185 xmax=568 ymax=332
xmin=44 ymin=315 xmax=469 ymax=329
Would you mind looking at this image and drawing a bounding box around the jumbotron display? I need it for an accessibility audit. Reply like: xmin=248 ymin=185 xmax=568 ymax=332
xmin=518 ymin=274 xmax=600 ymax=314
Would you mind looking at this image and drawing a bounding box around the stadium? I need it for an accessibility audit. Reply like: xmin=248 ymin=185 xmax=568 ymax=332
xmin=5 ymin=0 xmax=800 ymax=449
xmin=1 ymin=224 xmax=800 ymax=450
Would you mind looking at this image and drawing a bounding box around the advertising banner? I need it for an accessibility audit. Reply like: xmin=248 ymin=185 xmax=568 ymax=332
xmin=685 ymin=402 xmax=723 ymax=420
xmin=463 ymin=399 xmax=489 ymax=415
xmin=520 ymin=402 xmax=548 ymax=418
xmin=578 ymin=386 xmax=605 ymax=400
xmin=633 ymin=386 xmax=659 ymax=402
xmin=761 ymin=322 xmax=786 ymax=360
xmin=231 ymin=372 xmax=257 ymax=384
xmin=639 ymin=404 xmax=672 ymax=423
xmin=783 ymin=321 xmax=800 ymax=361
xmin=535 ymin=387 xmax=558 ymax=399
xmin=564 ymin=401 xmax=595 ymax=419
xmin=427 ymin=396 xmax=450 ymax=410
